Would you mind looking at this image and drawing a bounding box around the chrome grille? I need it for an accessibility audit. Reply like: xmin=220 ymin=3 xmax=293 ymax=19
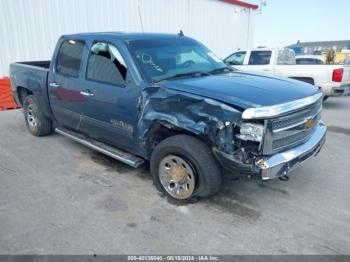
xmin=267 ymin=98 xmax=322 ymax=153
xmin=272 ymin=121 xmax=318 ymax=150
xmin=272 ymin=99 xmax=322 ymax=131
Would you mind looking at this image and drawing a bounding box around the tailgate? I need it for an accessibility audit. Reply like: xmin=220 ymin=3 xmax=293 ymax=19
xmin=342 ymin=65 xmax=350 ymax=84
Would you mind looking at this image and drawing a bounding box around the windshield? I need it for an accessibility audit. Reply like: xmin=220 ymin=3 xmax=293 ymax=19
xmin=127 ymin=37 xmax=229 ymax=82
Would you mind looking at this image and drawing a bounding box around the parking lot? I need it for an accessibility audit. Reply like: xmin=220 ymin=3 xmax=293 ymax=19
xmin=0 ymin=96 xmax=349 ymax=255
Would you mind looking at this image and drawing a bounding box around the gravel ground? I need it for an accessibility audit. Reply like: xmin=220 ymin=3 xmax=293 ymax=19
xmin=0 ymin=96 xmax=349 ymax=255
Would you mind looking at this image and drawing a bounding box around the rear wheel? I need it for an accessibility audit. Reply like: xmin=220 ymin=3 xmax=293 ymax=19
xmin=23 ymin=95 xmax=52 ymax=136
xmin=150 ymin=135 xmax=222 ymax=202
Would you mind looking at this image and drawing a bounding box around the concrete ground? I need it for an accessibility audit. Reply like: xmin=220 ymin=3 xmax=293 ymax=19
xmin=0 ymin=96 xmax=350 ymax=255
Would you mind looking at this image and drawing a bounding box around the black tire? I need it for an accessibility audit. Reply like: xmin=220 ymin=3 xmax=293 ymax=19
xmin=150 ymin=135 xmax=222 ymax=202
xmin=23 ymin=95 xmax=52 ymax=136
xmin=323 ymin=95 xmax=329 ymax=101
xmin=19 ymin=88 xmax=28 ymax=106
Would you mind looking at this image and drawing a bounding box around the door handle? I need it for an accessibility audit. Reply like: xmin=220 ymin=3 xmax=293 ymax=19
xmin=80 ymin=89 xmax=95 ymax=97
xmin=49 ymin=82 xmax=60 ymax=88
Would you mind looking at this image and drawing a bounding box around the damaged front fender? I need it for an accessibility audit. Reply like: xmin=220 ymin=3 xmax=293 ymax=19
xmin=137 ymin=85 xmax=243 ymax=157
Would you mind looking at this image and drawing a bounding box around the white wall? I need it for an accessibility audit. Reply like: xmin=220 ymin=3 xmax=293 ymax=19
xmin=0 ymin=0 xmax=255 ymax=76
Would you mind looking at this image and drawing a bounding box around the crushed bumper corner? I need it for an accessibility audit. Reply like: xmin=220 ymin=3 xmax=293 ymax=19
xmin=256 ymin=122 xmax=327 ymax=180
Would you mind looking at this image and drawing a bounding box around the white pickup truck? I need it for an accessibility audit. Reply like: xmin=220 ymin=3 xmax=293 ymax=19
xmin=224 ymin=48 xmax=350 ymax=99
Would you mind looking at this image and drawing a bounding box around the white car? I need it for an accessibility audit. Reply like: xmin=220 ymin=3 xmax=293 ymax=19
xmin=224 ymin=48 xmax=350 ymax=98
xmin=296 ymin=55 xmax=325 ymax=65
xmin=344 ymin=57 xmax=350 ymax=65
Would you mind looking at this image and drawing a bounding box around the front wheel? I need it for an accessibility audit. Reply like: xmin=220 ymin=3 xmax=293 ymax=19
xmin=23 ymin=95 xmax=52 ymax=136
xmin=150 ymin=135 xmax=222 ymax=202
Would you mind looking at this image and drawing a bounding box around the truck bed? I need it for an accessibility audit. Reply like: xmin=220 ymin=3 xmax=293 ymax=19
xmin=9 ymin=61 xmax=52 ymax=118
xmin=274 ymin=64 xmax=350 ymax=96
xmin=15 ymin=61 xmax=50 ymax=69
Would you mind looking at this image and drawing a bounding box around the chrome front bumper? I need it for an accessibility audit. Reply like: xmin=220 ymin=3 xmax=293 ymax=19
xmin=256 ymin=122 xmax=327 ymax=180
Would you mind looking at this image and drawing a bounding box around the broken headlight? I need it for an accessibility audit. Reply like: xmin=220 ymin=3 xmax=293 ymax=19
xmin=236 ymin=123 xmax=264 ymax=142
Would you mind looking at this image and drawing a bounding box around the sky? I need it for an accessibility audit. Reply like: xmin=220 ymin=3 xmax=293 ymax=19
xmin=249 ymin=0 xmax=350 ymax=47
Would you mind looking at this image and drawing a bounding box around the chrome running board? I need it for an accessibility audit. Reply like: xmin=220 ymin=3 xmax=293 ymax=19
xmin=55 ymin=127 xmax=144 ymax=168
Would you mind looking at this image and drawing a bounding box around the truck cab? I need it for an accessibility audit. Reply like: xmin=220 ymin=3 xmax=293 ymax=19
xmin=49 ymin=37 xmax=142 ymax=151
xmin=10 ymin=33 xmax=327 ymax=202
xmin=224 ymin=48 xmax=295 ymax=74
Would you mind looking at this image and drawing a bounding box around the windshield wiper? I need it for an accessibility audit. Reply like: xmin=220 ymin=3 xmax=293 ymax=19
xmin=157 ymin=71 xmax=210 ymax=82
xmin=207 ymin=67 xmax=233 ymax=75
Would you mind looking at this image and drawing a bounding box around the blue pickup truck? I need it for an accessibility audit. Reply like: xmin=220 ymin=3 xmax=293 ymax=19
xmin=10 ymin=32 xmax=327 ymax=202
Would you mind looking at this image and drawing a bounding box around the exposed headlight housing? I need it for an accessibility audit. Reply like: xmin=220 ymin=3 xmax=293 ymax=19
xmin=236 ymin=123 xmax=264 ymax=142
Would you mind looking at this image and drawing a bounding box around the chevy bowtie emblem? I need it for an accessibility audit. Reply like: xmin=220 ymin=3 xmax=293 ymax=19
xmin=305 ymin=118 xmax=315 ymax=129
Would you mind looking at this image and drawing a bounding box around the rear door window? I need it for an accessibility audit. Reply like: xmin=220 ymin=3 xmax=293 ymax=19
xmin=86 ymin=42 xmax=127 ymax=86
xmin=277 ymin=49 xmax=296 ymax=65
xmin=56 ymin=40 xmax=85 ymax=77
xmin=248 ymin=51 xmax=272 ymax=65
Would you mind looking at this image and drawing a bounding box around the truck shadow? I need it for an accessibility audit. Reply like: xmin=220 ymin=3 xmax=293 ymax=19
xmin=323 ymin=99 xmax=349 ymax=109
xmin=88 ymin=151 xmax=151 ymax=181
xmin=83 ymin=150 xmax=296 ymax=220
xmin=201 ymin=173 xmax=260 ymax=220
xmin=201 ymin=171 xmax=295 ymax=220
xmin=327 ymin=125 xmax=350 ymax=135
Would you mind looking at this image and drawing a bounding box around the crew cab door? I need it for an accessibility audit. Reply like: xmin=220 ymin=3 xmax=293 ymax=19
xmin=225 ymin=50 xmax=274 ymax=74
xmin=78 ymin=41 xmax=140 ymax=150
xmin=244 ymin=50 xmax=274 ymax=74
xmin=48 ymin=39 xmax=87 ymax=129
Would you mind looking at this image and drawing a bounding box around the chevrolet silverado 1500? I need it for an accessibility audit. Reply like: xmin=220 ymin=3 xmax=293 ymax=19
xmin=224 ymin=48 xmax=350 ymax=98
xmin=10 ymin=33 xmax=327 ymax=202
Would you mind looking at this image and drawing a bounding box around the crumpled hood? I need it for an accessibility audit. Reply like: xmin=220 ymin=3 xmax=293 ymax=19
xmin=158 ymin=71 xmax=320 ymax=110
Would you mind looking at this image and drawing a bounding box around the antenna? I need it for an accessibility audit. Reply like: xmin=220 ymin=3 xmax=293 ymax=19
xmin=256 ymin=0 xmax=267 ymax=14
xmin=178 ymin=30 xmax=184 ymax=37
xmin=137 ymin=2 xmax=144 ymax=33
